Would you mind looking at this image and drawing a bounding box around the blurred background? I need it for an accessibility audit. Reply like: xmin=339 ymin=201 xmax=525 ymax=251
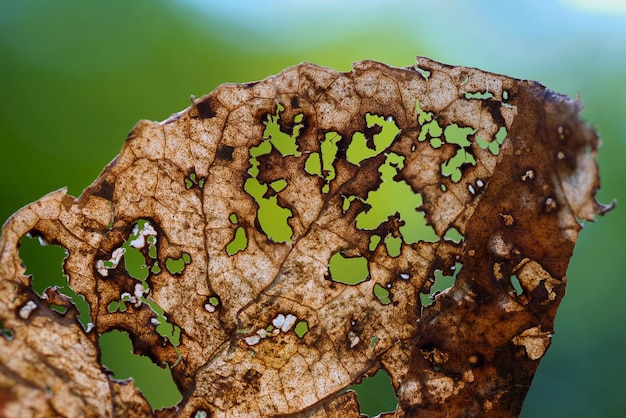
xmin=1 ymin=0 xmax=624 ymax=416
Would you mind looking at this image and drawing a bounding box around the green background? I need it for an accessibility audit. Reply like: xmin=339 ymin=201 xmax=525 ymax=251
xmin=1 ymin=1 xmax=625 ymax=416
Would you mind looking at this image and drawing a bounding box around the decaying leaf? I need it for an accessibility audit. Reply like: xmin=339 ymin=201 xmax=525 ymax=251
xmin=0 ymin=57 xmax=611 ymax=417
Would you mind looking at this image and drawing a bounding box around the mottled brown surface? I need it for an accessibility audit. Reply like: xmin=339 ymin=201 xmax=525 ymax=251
xmin=0 ymin=57 xmax=609 ymax=417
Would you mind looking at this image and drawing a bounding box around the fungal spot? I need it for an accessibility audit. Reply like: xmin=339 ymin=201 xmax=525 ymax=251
xmin=244 ymin=335 xmax=261 ymax=346
xmin=216 ymin=145 xmax=235 ymax=161
xmin=557 ymin=151 xmax=565 ymax=160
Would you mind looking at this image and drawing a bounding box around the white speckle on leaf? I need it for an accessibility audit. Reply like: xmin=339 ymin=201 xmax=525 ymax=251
xmin=245 ymin=335 xmax=261 ymax=346
xmin=272 ymin=314 xmax=285 ymax=329
xmin=282 ymin=314 xmax=297 ymax=332
xmin=19 ymin=301 xmax=37 ymax=319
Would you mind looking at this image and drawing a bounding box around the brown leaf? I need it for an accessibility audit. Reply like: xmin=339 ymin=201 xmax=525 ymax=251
xmin=0 ymin=57 xmax=611 ymax=417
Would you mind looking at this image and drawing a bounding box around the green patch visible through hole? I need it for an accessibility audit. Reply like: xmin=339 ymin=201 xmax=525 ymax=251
xmin=440 ymin=124 xmax=476 ymax=182
xmin=464 ymin=90 xmax=494 ymax=100
xmin=98 ymin=220 xmax=181 ymax=355
xmin=384 ymin=235 xmax=402 ymax=257
xmin=125 ymin=246 xmax=150 ymax=281
xmin=346 ymin=113 xmax=401 ymax=166
xmin=420 ymin=262 xmax=462 ymax=307
xmin=19 ymin=235 xmax=91 ymax=329
xmin=443 ymin=227 xmax=463 ymax=244
xmin=305 ymin=131 xmax=342 ymax=193
xmin=184 ymin=172 xmax=205 ymax=189
xmin=142 ymin=296 xmax=181 ymax=347
xmin=294 ymin=320 xmax=309 ymax=338
xmin=165 ymin=253 xmax=191 ymax=275
xmin=99 ymin=330 xmax=182 ymax=411
xmin=476 ymin=126 xmax=507 ymax=156
xmin=373 ymin=283 xmax=391 ymax=305
xmin=262 ymin=103 xmax=303 ymax=157
xmin=370 ymin=335 xmax=380 ymax=348
xmin=50 ymin=304 xmax=67 ymax=314
xmin=0 ymin=321 xmax=14 ymax=341
xmin=348 ymin=369 xmax=397 ymax=417
xmin=348 ymin=152 xmax=438 ymax=244
xmin=511 ymin=274 xmax=523 ymax=295
xmin=328 ymin=252 xmax=369 ymax=285
xmin=368 ymin=235 xmax=381 ymax=252
xmin=243 ymin=103 xmax=302 ymax=243
xmin=226 ymin=212 xmax=248 ymax=256
xmin=416 ymin=100 xmax=477 ymax=183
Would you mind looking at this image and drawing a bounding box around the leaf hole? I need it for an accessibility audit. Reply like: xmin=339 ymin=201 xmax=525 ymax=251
xmin=18 ymin=235 xmax=91 ymax=329
xmin=328 ymin=252 xmax=369 ymax=285
xmin=420 ymin=262 xmax=461 ymax=307
xmin=99 ymin=330 xmax=182 ymax=410
xmin=511 ymin=274 xmax=523 ymax=296
xmin=349 ymin=369 xmax=397 ymax=417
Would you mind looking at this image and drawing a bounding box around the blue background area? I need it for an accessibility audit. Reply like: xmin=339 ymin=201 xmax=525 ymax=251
xmin=1 ymin=1 xmax=624 ymax=416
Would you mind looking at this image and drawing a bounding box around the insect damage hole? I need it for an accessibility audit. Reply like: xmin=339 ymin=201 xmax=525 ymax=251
xmin=348 ymin=369 xmax=397 ymax=417
xmin=99 ymin=329 xmax=182 ymax=410
xmin=18 ymin=235 xmax=92 ymax=329
xmin=420 ymin=262 xmax=462 ymax=307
